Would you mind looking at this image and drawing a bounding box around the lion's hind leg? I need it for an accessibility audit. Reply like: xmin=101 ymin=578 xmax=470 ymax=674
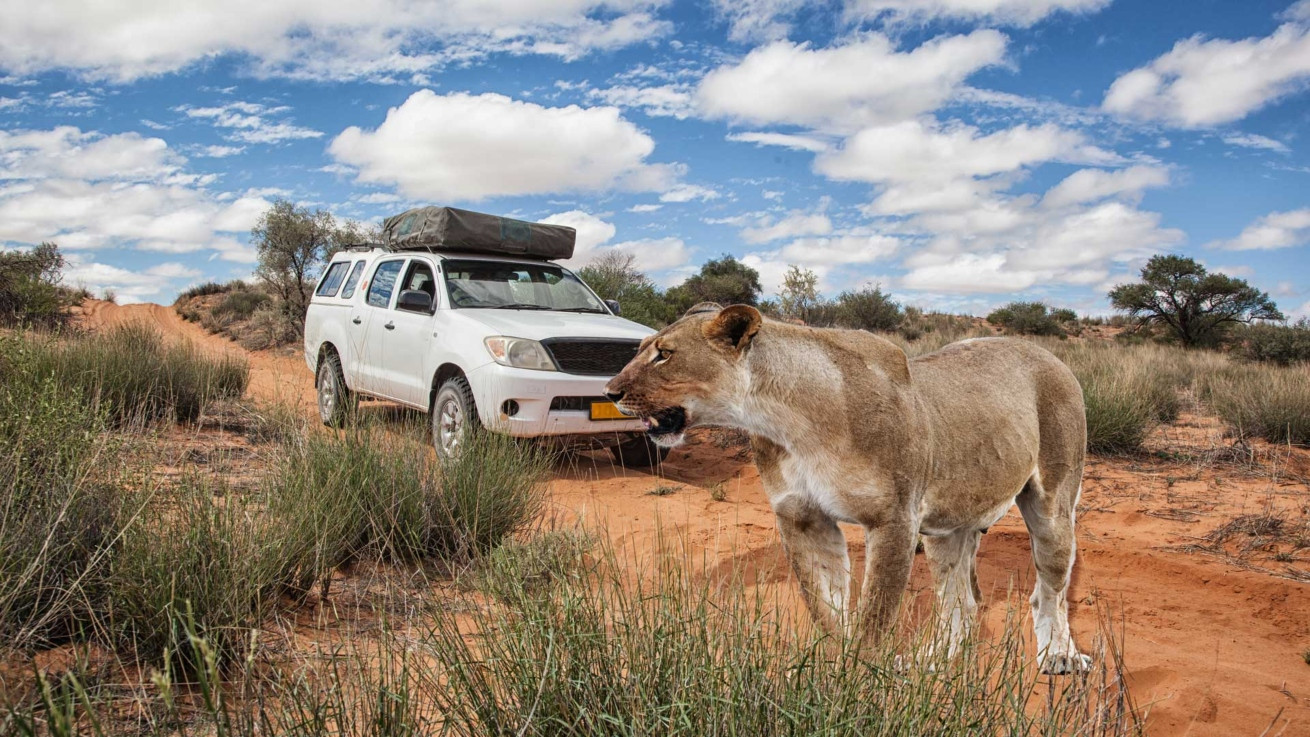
xmin=1016 ymin=473 xmax=1091 ymax=675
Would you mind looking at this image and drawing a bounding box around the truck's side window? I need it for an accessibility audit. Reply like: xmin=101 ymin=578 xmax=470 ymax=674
xmin=399 ymin=261 xmax=437 ymax=303
xmin=367 ymin=260 xmax=404 ymax=308
xmin=340 ymin=261 xmax=366 ymax=299
xmin=315 ymin=261 xmax=350 ymax=297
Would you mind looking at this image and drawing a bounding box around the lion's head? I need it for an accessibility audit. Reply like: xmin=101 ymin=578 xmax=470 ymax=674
xmin=604 ymin=303 xmax=762 ymax=447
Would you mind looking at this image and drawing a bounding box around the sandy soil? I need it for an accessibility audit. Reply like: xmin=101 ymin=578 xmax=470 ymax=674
xmin=79 ymin=301 xmax=1310 ymax=736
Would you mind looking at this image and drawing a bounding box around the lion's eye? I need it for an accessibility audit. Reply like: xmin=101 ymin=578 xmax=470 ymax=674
xmin=653 ymin=347 xmax=673 ymax=364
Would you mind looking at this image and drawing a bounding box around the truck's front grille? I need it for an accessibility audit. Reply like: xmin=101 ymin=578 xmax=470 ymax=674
xmin=542 ymin=339 xmax=641 ymax=376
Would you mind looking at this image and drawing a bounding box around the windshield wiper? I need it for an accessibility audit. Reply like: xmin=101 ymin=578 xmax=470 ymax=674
xmin=555 ymin=307 xmax=605 ymax=314
xmin=492 ymin=303 xmax=552 ymax=310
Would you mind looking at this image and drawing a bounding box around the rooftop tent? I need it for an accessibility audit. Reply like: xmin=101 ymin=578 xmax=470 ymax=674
xmin=382 ymin=206 xmax=576 ymax=261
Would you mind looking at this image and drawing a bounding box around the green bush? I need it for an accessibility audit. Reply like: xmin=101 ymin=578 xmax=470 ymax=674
xmin=22 ymin=323 xmax=248 ymax=426
xmin=1202 ymin=364 xmax=1310 ymax=446
xmin=213 ymin=289 xmax=271 ymax=322
xmin=833 ymin=285 xmax=902 ymax=332
xmin=987 ymin=301 xmax=1073 ymax=337
xmin=1049 ymin=342 xmax=1196 ymax=453
xmin=0 ymin=242 xmax=80 ymax=330
xmin=1234 ymin=319 xmax=1310 ymax=366
xmin=0 ymin=337 xmax=130 ymax=647
xmin=270 ymin=422 xmax=550 ymax=588
xmin=108 ymin=478 xmax=285 ymax=669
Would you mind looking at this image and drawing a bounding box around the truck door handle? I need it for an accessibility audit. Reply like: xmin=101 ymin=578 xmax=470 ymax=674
xmin=352 ymin=316 xmax=362 ymax=325
xmin=384 ymin=321 xmax=395 ymax=330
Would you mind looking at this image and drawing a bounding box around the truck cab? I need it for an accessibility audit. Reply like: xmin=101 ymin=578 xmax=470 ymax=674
xmin=304 ymin=247 xmax=665 ymax=467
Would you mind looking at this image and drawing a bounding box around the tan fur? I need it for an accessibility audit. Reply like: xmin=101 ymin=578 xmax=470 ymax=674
xmin=606 ymin=305 xmax=1091 ymax=674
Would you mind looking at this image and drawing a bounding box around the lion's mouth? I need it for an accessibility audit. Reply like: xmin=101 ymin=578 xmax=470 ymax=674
xmin=640 ymin=406 xmax=687 ymax=442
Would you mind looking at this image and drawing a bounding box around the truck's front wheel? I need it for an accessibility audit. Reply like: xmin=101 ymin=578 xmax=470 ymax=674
xmin=432 ymin=376 xmax=480 ymax=462
xmin=611 ymin=434 xmax=670 ymax=469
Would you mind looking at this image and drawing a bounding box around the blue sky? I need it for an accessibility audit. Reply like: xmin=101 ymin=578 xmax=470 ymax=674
xmin=2 ymin=0 xmax=1309 ymax=318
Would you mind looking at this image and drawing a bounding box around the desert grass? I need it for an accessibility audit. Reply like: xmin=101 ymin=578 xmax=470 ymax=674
xmin=1200 ymin=362 xmax=1310 ymax=446
xmin=15 ymin=323 xmax=248 ymax=426
xmin=3 ymin=533 xmax=1143 ymax=736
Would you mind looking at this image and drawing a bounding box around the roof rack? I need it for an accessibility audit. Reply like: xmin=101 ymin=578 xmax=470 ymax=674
xmin=341 ymin=243 xmax=384 ymax=252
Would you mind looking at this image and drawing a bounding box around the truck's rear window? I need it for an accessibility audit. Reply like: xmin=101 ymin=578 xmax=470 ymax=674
xmin=340 ymin=261 xmax=366 ymax=299
xmin=316 ymin=261 xmax=350 ymax=297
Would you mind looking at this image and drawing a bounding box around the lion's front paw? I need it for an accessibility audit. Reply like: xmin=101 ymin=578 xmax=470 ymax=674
xmin=1040 ymin=651 xmax=1093 ymax=675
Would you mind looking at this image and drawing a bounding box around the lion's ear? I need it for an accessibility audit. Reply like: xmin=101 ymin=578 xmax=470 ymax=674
xmin=703 ymin=304 xmax=762 ymax=355
xmin=683 ymin=301 xmax=723 ymax=318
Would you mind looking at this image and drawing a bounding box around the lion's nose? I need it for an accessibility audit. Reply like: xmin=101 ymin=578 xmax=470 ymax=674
xmin=605 ymin=389 xmax=626 ymax=404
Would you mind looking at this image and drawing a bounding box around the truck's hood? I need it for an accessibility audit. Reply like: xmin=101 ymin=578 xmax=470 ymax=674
xmin=458 ymin=309 xmax=655 ymax=342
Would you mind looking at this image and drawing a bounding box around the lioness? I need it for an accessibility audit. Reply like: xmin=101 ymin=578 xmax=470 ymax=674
xmin=605 ymin=304 xmax=1090 ymax=674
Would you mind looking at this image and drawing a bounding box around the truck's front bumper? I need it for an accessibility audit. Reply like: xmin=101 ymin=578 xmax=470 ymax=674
xmin=467 ymin=363 xmax=647 ymax=438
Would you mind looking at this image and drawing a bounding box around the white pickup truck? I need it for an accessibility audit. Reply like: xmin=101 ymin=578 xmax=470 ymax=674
xmin=302 ymin=245 xmax=666 ymax=466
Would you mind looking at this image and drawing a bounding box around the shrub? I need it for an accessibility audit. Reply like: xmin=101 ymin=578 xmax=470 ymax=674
xmin=0 ymin=337 xmax=130 ymax=647
xmin=1202 ymin=364 xmax=1310 ymax=446
xmin=176 ymin=281 xmax=233 ymax=301
xmin=987 ymin=301 xmax=1072 ymax=337
xmin=270 ymin=423 xmax=550 ymax=587
xmin=21 ymin=323 xmax=249 ymax=426
xmin=833 ymin=285 xmax=902 ymax=332
xmin=0 ymin=242 xmax=79 ymax=330
xmin=108 ymin=478 xmax=286 ymax=669
xmin=213 ymin=289 xmax=271 ymax=322
xmin=1050 ymin=342 xmax=1196 ymax=453
xmin=1234 ymin=319 xmax=1310 ymax=366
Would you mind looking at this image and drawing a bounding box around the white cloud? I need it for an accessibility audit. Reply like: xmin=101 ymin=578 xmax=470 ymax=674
xmin=0 ymin=0 xmax=671 ymax=83
xmin=1207 ymin=208 xmax=1310 ymax=251
xmin=543 ymin=209 xmax=692 ymax=275
xmin=0 ymin=127 xmax=264 ymax=263
xmin=741 ymin=211 xmax=833 ymax=243
xmin=1040 ymin=165 xmax=1170 ymax=209
xmin=1221 ymin=132 xmax=1291 ymax=153
xmin=901 ymin=252 xmax=1040 ymax=293
xmin=725 ymin=131 xmax=830 ymax=153
xmin=847 ymin=0 xmax=1110 ymax=26
xmin=609 ymin=236 xmax=692 ymax=273
xmin=815 ymin=119 xmax=1118 ymax=186
xmin=659 ymin=183 xmax=719 ymax=203
xmin=628 ymin=203 xmax=663 ymax=212
xmin=541 ymin=210 xmax=618 ymax=266
xmin=197 ymin=145 xmax=246 ymax=158
xmin=696 ymin=32 xmax=1006 ymax=131
xmin=587 ymin=83 xmax=695 ymax=119
xmin=744 ymin=230 xmax=899 ymax=295
xmin=1102 ymin=17 xmax=1310 ymax=127
xmin=330 ymin=90 xmax=677 ymax=201
xmin=711 ymin=0 xmax=809 ymax=42
xmin=180 ymin=101 xmax=322 ymax=144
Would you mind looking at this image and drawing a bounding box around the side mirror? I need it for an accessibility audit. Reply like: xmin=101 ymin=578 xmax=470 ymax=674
xmin=605 ymin=299 xmax=622 ymax=316
xmin=397 ymin=289 xmax=434 ymax=314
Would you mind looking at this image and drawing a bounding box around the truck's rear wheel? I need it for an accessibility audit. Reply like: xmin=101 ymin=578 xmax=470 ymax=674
xmin=317 ymin=352 xmax=353 ymax=428
xmin=610 ymin=434 xmax=670 ymax=469
xmin=432 ymin=376 xmax=480 ymax=461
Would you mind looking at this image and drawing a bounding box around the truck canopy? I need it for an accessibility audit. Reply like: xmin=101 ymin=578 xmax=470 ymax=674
xmin=382 ymin=206 xmax=575 ymax=261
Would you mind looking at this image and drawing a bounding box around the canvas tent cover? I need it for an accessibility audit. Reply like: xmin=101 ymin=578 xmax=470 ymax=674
xmin=382 ymin=207 xmax=575 ymax=260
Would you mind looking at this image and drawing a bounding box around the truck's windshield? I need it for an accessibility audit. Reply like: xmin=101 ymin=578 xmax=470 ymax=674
xmin=442 ymin=259 xmax=607 ymax=313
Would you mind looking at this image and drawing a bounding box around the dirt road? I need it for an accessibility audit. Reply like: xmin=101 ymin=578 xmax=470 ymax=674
xmin=85 ymin=300 xmax=1310 ymax=736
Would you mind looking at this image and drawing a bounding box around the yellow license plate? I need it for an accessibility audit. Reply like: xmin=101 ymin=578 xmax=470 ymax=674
xmin=589 ymin=401 xmax=628 ymax=421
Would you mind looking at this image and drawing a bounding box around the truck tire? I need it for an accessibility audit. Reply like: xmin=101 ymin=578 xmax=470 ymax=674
xmin=432 ymin=376 xmax=480 ymax=462
xmin=317 ymin=352 xmax=354 ymax=428
xmin=610 ymin=434 xmax=670 ymax=469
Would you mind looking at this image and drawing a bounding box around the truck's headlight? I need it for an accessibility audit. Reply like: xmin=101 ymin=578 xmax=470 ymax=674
xmin=484 ymin=337 xmax=556 ymax=371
